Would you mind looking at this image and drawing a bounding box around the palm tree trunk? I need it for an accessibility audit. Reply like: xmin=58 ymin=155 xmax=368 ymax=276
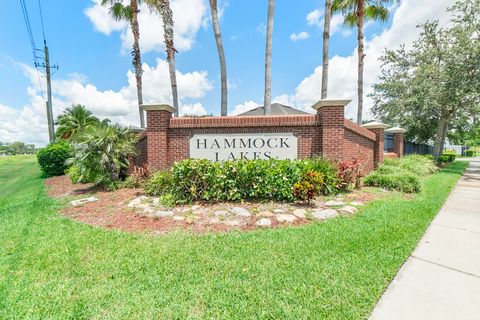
xmin=321 ymin=0 xmax=332 ymax=99
xmin=263 ymin=0 xmax=274 ymax=115
xmin=209 ymin=0 xmax=228 ymax=116
xmin=160 ymin=0 xmax=179 ymax=116
xmin=356 ymin=0 xmax=365 ymax=124
xmin=130 ymin=0 xmax=145 ymax=127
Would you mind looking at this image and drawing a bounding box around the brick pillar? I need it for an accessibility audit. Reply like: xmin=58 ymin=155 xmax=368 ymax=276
xmin=312 ymin=99 xmax=351 ymax=161
xmin=141 ymin=104 xmax=175 ymax=170
xmin=385 ymin=127 xmax=407 ymax=157
xmin=363 ymin=121 xmax=388 ymax=168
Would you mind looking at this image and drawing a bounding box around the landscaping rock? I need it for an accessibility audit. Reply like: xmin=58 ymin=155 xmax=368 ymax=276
xmin=127 ymin=196 xmax=148 ymax=207
xmin=231 ymin=207 xmax=251 ymax=217
xmin=152 ymin=197 xmax=160 ymax=206
xmin=214 ymin=210 xmax=229 ymax=217
xmin=154 ymin=210 xmax=174 ymax=218
xmin=325 ymin=200 xmax=344 ymax=207
xmin=191 ymin=205 xmax=201 ymax=211
xmin=208 ymin=218 xmax=221 ymax=224
xmin=71 ymin=197 xmax=98 ymax=207
xmin=350 ymin=201 xmax=364 ymax=206
xmin=173 ymin=216 xmax=185 ymax=221
xmin=276 ymin=214 xmax=297 ymax=223
xmin=225 ymin=220 xmax=242 ymax=226
xmin=257 ymin=210 xmax=274 ymax=218
xmin=292 ymin=209 xmax=307 ymax=218
xmin=312 ymin=209 xmax=339 ymax=220
xmin=274 ymin=208 xmax=286 ymax=213
xmin=256 ymin=218 xmax=272 ymax=227
xmin=339 ymin=206 xmax=358 ymax=215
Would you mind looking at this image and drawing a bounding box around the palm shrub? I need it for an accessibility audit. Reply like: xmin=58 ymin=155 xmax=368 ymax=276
xmin=68 ymin=124 xmax=137 ymax=189
xmin=55 ymin=104 xmax=100 ymax=140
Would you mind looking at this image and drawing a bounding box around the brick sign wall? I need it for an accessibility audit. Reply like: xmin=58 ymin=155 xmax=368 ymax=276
xmin=133 ymin=100 xmax=404 ymax=173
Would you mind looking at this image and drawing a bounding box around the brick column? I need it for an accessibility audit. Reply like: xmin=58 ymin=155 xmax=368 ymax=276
xmin=385 ymin=127 xmax=407 ymax=157
xmin=312 ymin=99 xmax=351 ymax=161
xmin=363 ymin=121 xmax=388 ymax=168
xmin=141 ymin=104 xmax=175 ymax=170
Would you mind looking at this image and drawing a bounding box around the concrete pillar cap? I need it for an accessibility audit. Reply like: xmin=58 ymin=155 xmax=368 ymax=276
xmin=311 ymin=99 xmax=352 ymax=111
xmin=385 ymin=126 xmax=407 ymax=133
xmin=362 ymin=121 xmax=389 ymax=129
xmin=140 ymin=104 xmax=176 ymax=113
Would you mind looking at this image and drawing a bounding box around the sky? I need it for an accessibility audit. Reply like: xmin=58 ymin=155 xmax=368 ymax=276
xmin=0 ymin=0 xmax=454 ymax=146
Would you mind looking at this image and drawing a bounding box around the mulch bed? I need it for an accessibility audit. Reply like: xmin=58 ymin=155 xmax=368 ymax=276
xmin=45 ymin=176 xmax=309 ymax=234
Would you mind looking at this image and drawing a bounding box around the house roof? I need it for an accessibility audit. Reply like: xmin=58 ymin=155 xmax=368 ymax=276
xmin=237 ymin=103 xmax=309 ymax=116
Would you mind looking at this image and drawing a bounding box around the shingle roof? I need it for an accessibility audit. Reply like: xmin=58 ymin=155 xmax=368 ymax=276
xmin=237 ymin=103 xmax=309 ymax=116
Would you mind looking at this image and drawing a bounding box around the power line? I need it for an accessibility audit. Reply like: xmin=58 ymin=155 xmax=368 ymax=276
xmin=38 ymin=0 xmax=46 ymax=43
xmin=19 ymin=0 xmax=37 ymax=63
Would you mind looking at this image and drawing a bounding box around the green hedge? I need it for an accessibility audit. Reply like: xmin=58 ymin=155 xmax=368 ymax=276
xmin=364 ymin=154 xmax=437 ymax=193
xmin=37 ymin=140 xmax=72 ymax=176
xmin=465 ymin=150 xmax=474 ymax=157
xmin=144 ymin=158 xmax=340 ymax=204
xmin=439 ymin=152 xmax=457 ymax=163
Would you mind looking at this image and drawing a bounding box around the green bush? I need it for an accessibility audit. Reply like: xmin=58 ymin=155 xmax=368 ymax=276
xmin=363 ymin=171 xmax=421 ymax=193
xmin=37 ymin=140 xmax=72 ymax=176
xmin=364 ymin=154 xmax=436 ymax=193
xmin=465 ymin=150 xmax=474 ymax=157
xmin=144 ymin=158 xmax=339 ymax=204
xmin=439 ymin=152 xmax=456 ymax=163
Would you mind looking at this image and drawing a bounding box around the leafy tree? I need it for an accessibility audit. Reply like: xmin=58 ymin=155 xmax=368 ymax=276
xmin=69 ymin=123 xmax=137 ymax=189
xmin=370 ymin=0 xmax=480 ymax=160
xmin=209 ymin=0 xmax=228 ymax=116
xmin=146 ymin=0 xmax=179 ymax=116
xmin=101 ymin=0 xmax=145 ymax=128
xmin=332 ymin=0 xmax=394 ymax=124
xmin=322 ymin=0 xmax=332 ymax=99
xmin=263 ymin=0 xmax=275 ymax=115
xmin=55 ymin=104 xmax=100 ymax=140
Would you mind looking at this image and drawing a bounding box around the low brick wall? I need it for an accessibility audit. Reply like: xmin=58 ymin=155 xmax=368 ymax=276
xmin=131 ymin=100 xmax=385 ymax=174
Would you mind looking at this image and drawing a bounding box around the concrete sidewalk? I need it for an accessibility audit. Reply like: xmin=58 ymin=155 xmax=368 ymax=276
xmin=370 ymin=158 xmax=480 ymax=320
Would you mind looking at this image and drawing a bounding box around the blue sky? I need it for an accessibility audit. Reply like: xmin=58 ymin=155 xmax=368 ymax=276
xmin=0 ymin=0 xmax=453 ymax=145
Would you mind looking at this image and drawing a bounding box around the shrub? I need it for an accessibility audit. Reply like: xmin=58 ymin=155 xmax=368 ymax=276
xmin=363 ymin=171 xmax=421 ymax=193
xmin=292 ymin=171 xmax=324 ymax=204
xmin=69 ymin=124 xmax=137 ymax=190
xmin=384 ymin=154 xmax=437 ymax=176
xmin=144 ymin=158 xmax=340 ymax=204
xmin=337 ymin=158 xmax=364 ymax=190
xmin=465 ymin=150 xmax=474 ymax=157
xmin=363 ymin=154 xmax=436 ymax=193
xmin=438 ymin=152 xmax=456 ymax=163
xmin=37 ymin=140 xmax=72 ymax=176
xmin=66 ymin=165 xmax=89 ymax=184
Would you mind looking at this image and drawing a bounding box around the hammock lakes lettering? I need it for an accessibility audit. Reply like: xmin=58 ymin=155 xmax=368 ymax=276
xmin=189 ymin=133 xmax=298 ymax=161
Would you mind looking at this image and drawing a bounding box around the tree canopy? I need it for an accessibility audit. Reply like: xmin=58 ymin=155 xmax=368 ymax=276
xmin=370 ymin=0 xmax=480 ymax=158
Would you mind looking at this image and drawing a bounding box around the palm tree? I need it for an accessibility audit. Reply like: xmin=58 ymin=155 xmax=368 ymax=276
xmin=263 ymin=0 xmax=275 ymax=115
xmin=322 ymin=0 xmax=332 ymax=99
xmin=209 ymin=0 xmax=228 ymax=116
xmin=146 ymin=0 xmax=179 ymax=116
xmin=55 ymin=104 xmax=100 ymax=140
xmin=101 ymin=0 xmax=145 ymax=128
xmin=333 ymin=0 xmax=393 ymax=124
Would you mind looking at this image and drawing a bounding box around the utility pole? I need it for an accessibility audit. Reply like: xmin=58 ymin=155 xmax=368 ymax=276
xmin=36 ymin=40 xmax=57 ymax=143
xmin=44 ymin=41 xmax=54 ymax=142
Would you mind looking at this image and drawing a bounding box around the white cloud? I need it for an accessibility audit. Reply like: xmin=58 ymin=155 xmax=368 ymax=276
xmin=306 ymin=9 xmax=322 ymax=27
xmin=2 ymin=60 xmax=213 ymax=146
xmin=306 ymin=8 xmax=357 ymax=36
xmin=229 ymin=101 xmax=260 ymax=116
xmin=284 ymin=0 xmax=453 ymax=120
xmin=290 ymin=32 xmax=310 ymax=42
xmin=85 ymin=0 xmax=208 ymax=53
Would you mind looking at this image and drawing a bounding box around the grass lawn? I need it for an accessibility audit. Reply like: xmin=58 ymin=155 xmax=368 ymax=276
xmin=0 ymin=156 xmax=468 ymax=319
